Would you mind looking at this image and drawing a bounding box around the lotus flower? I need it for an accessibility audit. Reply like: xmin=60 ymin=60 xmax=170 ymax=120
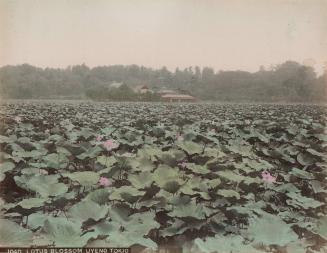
xmin=103 ymin=139 xmax=119 ymax=151
xmin=180 ymin=162 xmax=188 ymax=168
xmin=99 ymin=176 xmax=111 ymax=187
xmin=39 ymin=169 xmax=48 ymax=175
xmin=96 ymin=135 xmax=102 ymax=142
xmin=261 ymin=171 xmax=277 ymax=183
xmin=14 ymin=116 xmax=22 ymax=123
xmin=176 ymin=133 xmax=184 ymax=141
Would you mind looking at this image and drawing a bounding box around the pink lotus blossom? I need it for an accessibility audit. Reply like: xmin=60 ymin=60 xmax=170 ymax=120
xmin=103 ymin=139 xmax=119 ymax=151
xmin=179 ymin=162 xmax=187 ymax=168
xmin=261 ymin=171 xmax=277 ymax=183
xmin=99 ymin=176 xmax=111 ymax=187
xmin=14 ymin=116 xmax=22 ymax=123
xmin=96 ymin=135 xmax=102 ymax=142
xmin=176 ymin=133 xmax=184 ymax=141
xmin=39 ymin=169 xmax=48 ymax=175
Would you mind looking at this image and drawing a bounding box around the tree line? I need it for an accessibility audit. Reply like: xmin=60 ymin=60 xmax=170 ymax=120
xmin=0 ymin=61 xmax=325 ymax=102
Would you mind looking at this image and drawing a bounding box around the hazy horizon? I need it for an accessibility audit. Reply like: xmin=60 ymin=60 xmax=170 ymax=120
xmin=1 ymin=0 xmax=327 ymax=74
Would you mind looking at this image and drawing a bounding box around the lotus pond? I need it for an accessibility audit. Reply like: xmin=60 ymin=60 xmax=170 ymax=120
xmin=0 ymin=101 xmax=326 ymax=253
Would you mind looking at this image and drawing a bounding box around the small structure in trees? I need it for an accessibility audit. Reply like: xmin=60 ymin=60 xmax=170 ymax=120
xmin=157 ymin=89 xmax=177 ymax=96
xmin=161 ymin=94 xmax=197 ymax=102
xmin=134 ymin=85 xmax=153 ymax=94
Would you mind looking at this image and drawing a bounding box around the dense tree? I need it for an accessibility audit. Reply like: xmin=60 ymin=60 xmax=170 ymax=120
xmin=0 ymin=61 xmax=325 ymax=102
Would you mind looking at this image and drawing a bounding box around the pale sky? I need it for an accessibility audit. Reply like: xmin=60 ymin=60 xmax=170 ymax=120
xmin=0 ymin=0 xmax=326 ymax=73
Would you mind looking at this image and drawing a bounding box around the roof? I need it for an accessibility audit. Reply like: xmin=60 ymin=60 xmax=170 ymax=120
xmin=158 ymin=89 xmax=177 ymax=94
xmin=134 ymin=85 xmax=153 ymax=92
xmin=161 ymin=94 xmax=196 ymax=99
xmin=109 ymin=82 xmax=123 ymax=88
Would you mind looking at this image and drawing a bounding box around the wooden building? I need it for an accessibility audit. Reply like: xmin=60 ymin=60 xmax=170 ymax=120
xmin=161 ymin=94 xmax=197 ymax=102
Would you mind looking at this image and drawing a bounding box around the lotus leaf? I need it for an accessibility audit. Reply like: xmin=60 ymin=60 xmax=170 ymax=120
xmin=297 ymin=152 xmax=316 ymax=166
xmin=193 ymin=234 xmax=261 ymax=253
xmin=286 ymin=192 xmax=323 ymax=209
xmin=0 ymin=219 xmax=33 ymax=246
xmin=217 ymin=189 xmax=241 ymax=199
xmin=63 ymin=171 xmax=100 ymax=187
xmin=177 ymin=141 xmax=203 ymax=155
xmin=67 ymin=200 xmax=108 ymax=222
xmin=42 ymin=217 xmax=91 ymax=246
xmin=245 ymin=213 xmax=298 ymax=246
xmin=109 ymin=185 xmax=144 ymax=203
xmin=85 ymin=188 xmax=110 ymax=205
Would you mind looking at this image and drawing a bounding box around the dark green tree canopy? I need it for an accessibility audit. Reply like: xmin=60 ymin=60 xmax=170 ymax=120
xmin=0 ymin=61 xmax=325 ymax=102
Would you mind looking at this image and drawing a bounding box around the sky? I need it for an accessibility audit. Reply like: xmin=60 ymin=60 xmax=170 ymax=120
xmin=0 ymin=0 xmax=326 ymax=74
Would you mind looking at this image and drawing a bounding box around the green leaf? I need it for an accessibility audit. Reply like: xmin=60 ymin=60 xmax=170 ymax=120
xmin=160 ymin=219 xmax=190 ymax=237
xmin=177 ymin=141 xmax=203 ymax=155
xmin=43 ymin=153 xmax=68 ymax=169
xmin=25 ymin=175 xmax=68 ymax=197
xmin=0 ymin=219 xmax=33 ymax=246
xmin=310 ymin=180 xmax=327 ymax=194
xmin=314 ymin=216 xmax=327 ymax=240
xmin=14 ymin=174 xmax=34 ymax=190
xmin=127 ymin=211 xmax=161 ymax=235
xmin=285 ymin=242 xmax=308 ymax=253
xmin=217 ymin=189 xmax=240 ymax=199
xmin=156 ymin=149 xmax=186 ymax=166
xmin=306 ymin=148 xmax=325 ymax=158
xmin=193 ymin=234 xmax=261 ymax=253
xmin=0 ymin=135 xmax=12 ymax=144
xmin=138 ymin=146 xmax=163 ymax=161
xmin=17 ymin=198 xmax=47 ymax=209
xmin=67 ymin=200 xmax=108 ymax=222
xmin=242 ymin=158 xmax=274 ymax=171
xmin=94 ymin=230 xmax=157 ymax=249
xmin=97 ymin=155 xmax=117 ymax=168
xmin=217 ymin=170 xmax=259 ymax=185
xmin=0 ymin=162 xmax=15 ymax=173
xmin=168 ymin=201 xmax=211 ymax=220
xmin=21 ymin=168 xmax=47 ymax=175
xmin=290 ymin=168 xmax=315 ymax=179
xmin=297 ymin=152 xmax=316 ymax=166
xmin=28 ymin=212 xmax=49 ymax=230
xmin=273 ymin=183 xmax=301 ymax=193
xmin=87 ymin=220 xmax=115 ymax=238
xmin=153 ymin=164 xmax=183 ymax=188
xmin=109 ymin=186 xmax=144 ymax=203
xmin=43 ymin=217 xmax=90 ymax=247
xmin=77 ymin=146 xmax=102 ymax=160
xmin=128 ymin=171 xmax=154 ymax=189
xmin=228 ymin=143 xmax=253 ymax=157
xmin=128 ymin=154 xmax=155 ymax=172
xmin=245 ymin=213 xmax=298 ymax=246
xmin=85 ymin=188 xmax=110 ymax=205
xmin=108 ymin=204 xmax=131 ymax=224
xmin=63 ymin=171 xmax=100 ymax=187
xmin=228 ymin=201 xmax=266 ymax=218
xmin=286 ymin=192 xmax=323 ymax=209
xmin=88 ymin=212 xmax=159 ymax=249
xmin=186 ymin=163 xmax=211 ymax=174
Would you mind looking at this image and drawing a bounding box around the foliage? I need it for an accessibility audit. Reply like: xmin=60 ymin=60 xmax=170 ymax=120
xmin=0 ymin=101 xmax=326 ymax=252
xmin=0 ymin=61 xmax=326 ymax=102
